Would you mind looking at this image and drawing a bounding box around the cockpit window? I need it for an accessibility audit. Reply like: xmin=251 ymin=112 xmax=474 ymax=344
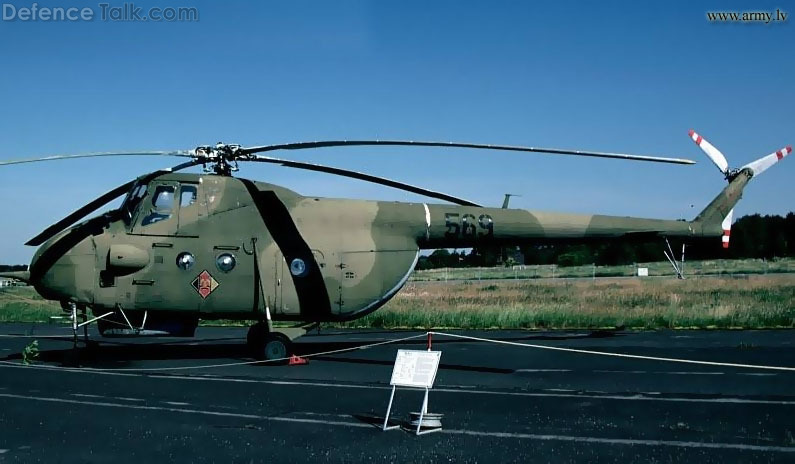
xmin=142 ymin=185 xmax=176 ymax=226
xmin=122 ymin=184 xmax=147 ymax=225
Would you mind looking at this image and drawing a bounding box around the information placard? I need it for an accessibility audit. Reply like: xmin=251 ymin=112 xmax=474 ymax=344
xmin=389 ymin=350 xmax=442 ymax=388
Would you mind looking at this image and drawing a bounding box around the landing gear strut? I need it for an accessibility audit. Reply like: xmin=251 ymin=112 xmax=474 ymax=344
xmin=247 ymin=321 xmax=293 ymax=362
xmin=65 ymin=302 xmax=91 ymax=349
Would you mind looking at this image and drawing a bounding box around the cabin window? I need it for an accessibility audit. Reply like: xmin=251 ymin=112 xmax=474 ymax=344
xmin=142 ymin=185 xmax=176 ymax=226
xmin=180 ymin=185 xmax=197 ymax=207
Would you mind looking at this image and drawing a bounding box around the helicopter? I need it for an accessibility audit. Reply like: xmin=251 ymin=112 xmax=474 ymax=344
xmin=0 ymin=132 xmax=790 ymax=360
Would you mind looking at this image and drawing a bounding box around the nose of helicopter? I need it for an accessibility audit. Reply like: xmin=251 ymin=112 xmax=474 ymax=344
xmin=28 ymin=225 xmax=97 ymax=304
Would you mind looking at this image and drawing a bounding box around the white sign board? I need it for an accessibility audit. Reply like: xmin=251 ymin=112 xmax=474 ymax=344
xmin=389 ymin=350 xmax=442 ymax=389
xmin=637 ymin=267 xmax=649 ymax=277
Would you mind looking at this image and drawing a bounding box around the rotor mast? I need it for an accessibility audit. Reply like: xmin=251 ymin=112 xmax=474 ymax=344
xmin=195 ymin=143 xmax=247 ymax=176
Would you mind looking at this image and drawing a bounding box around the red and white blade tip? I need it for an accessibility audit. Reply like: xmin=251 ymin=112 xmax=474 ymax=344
xmin=688 ymin=129 xmax=729 ymax=174
xmin=721 ymin=209 xmax=733 ymax=249
xmin=743 ymin=145 xmax=792 ymax=176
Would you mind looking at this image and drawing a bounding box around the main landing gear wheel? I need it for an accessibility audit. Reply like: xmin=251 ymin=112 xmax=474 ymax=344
xmin=247 ymin=323 xmax=292 ymax=363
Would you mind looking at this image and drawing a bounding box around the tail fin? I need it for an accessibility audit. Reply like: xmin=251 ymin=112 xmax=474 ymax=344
xmin=688 ymin=129 xmax=791 ymax=245
xmin=692 ymin=170 xmax=750 ymax=236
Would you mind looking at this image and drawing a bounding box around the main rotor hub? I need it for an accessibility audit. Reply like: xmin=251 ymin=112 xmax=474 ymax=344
xmin=194 ymin=142 xmax=245 ymax=176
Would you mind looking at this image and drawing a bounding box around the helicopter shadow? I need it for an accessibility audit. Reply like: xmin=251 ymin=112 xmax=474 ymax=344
xmin=1 ymin=340 xmax=253 ymax=368
xmin=296 ymin=327 xmax=622 ymax=353
xmin=0 ymin=329 xmax=623 ymax=369
xmin=289 ymin=329 xmax=624 ymax=375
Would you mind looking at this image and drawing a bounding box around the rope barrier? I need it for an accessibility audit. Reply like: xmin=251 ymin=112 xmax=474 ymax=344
xmin=428 ymin=331 xmax=795 ymax=372
xmin=2 ymin=330 xmax=793 ymax=373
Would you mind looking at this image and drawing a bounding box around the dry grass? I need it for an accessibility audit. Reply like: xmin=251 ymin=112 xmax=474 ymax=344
xmin=344 ymin=274 xmax=795 ymax=329
xmin=412 ymin=258 xmax=795 ymax=281
xmin=2 ymin=273 xmax=793 ymax=330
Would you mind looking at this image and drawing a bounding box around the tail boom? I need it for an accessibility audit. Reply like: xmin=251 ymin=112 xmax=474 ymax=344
xmin=412 ymin=130 xmax=788 ymax=249
xmin=417 ymin=204 xmax=699 ymax=249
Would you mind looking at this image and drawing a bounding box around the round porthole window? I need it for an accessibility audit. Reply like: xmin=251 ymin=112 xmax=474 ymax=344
xmin=216 ymin=253 xmax=236 ymax=273
xmin=176 ymin=252 xmax=195 ymax=271
xmin=290 ymin=258 xmax=307 ymax=276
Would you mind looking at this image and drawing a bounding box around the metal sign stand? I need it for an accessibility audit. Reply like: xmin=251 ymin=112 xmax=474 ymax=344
xmin=382 ymin=385 xmax=401 ymax=431
xmin=382 ymin=385 xmax=438 ymax=435
xmin=382 ymin=334 xmax=442 ymax=435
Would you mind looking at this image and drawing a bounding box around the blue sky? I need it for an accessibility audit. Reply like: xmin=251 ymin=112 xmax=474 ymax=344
xmin=0 ymin=1 xmax=793 ymax=264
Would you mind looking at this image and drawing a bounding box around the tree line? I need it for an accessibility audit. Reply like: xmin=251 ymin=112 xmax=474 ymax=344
xmin=0 ymin=264 xmax=27 ymax=272
xmin=417 ymin=212 xmax=795 ymax=269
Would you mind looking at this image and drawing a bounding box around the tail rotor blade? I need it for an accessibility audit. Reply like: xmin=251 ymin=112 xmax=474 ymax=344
xmin=742 ymin=146 xmax=792 ymax=177
xmin=721 ymin=209 xmax=734 ymax=249
xmin=688 ymin=129 xmax=729 ymax=175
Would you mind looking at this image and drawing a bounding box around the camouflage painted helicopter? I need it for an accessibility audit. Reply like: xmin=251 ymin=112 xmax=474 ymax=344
xmin=0 ymin=132 xmax=790 ymax=359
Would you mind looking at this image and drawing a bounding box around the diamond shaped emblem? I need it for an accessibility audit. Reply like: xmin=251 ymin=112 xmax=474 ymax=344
xmin=191 ymin=270 xmax=219 ymax=299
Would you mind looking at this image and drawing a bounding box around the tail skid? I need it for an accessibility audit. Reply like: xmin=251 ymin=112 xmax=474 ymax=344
xmin=688 ymin=129 xmax=791 ymax=246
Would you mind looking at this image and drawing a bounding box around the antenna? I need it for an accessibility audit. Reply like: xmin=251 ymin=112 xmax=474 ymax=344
xmin=501 ymin=194 xmax=520 ymax=209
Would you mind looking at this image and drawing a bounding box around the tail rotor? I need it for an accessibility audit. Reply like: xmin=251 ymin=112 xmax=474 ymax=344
xmin=688 ymin=129 xmax=791 ymax=249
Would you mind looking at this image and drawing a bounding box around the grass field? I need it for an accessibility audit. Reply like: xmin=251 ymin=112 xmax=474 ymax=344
xmin=1 ymin=260 xmax=793 ymax=330
xmin=346 ymin=274 xmax=794 ymax=329
xmin=0 ymin=286 xmax=61 ymax=323
xmin=411 ymin=257 xmax=795 ymax=281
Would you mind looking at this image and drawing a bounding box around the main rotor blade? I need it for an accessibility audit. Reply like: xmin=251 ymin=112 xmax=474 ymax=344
xmin=25 ymin=159 xmax=200 ymax=246
xmin=0 ymin=150 xmax=193 ymax=167
xmin=248 ymin=155 xmax=481 ymax=206
xmin=25 ymin=181 xmax=135 ymax=246
xmin=242 ymin=140 xmax=696 ymax=165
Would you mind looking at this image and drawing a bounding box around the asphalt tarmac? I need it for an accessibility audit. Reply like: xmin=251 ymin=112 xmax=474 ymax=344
xmin=0 ymin=323 xmax=793 ymax=463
